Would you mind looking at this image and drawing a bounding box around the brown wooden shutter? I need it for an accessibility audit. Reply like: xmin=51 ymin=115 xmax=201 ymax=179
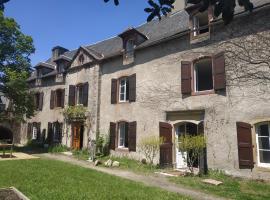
xmin=50 ymin=90 xmax=55 ymax=109
xmin=82 ymin=82 xmax=89 ymax=107
xmin=37 ymin=122 xmax=41 ymax=141
xmin=39 ymin=92 xmax=44 ymax=111
xmin=159 ymin=122 xmax=173 ymax=166
xmin=61 ymin=89 xmax=65 ymax=108
xmin=48 ymin=122 xmax=53 ymax=145
xmin=68 ymin=85 xmax=76 ymax=106
xmin=109 ymin=122 xmax=116 ymax=150
xmin=236 ymin=122 xmax=254 ymax=169
xmin=59 ymin=123 xmax=63 ymax=143
xmin=27 ymin=123 xmax=33 ymax=140
xmin=213 ymin=52 xmax=226 ymax=90
xmin=111 ymin=79 xmax=118 ymax=104
xmin=128 ymin=121 xmax=137 ymax=152
xmin=129 ymin=74 xmax=136 ymax=102
xmin=181 ymin=61 xmax=192 ymax=95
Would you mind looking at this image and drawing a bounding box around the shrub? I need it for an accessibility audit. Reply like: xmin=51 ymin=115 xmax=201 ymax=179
xmin=48 ymin=144 xmax=69 ymax=153
xmin=96 ymin=134 xmax=109 ymax=157
xmin=138 ymin=135 xmax=164 ymax=166
xmin=178 ymin=135 xmax=206 ymax=174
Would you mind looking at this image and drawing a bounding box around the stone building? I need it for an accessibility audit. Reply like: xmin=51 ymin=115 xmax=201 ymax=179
xmin=23 ymin=0 xmax=270 ymax=179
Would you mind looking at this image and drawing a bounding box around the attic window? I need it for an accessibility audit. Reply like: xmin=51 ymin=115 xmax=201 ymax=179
xmin=192 ymin=11 xmax=209 ymax=37
xmin=126 ymin=39 xmax=134 ymax=54
xmin=57 ymin=63 xmax=64 ymax=74
xmin=123 ymin=39 xmax=135 ymax=65
xmin=37 ymin=69 xmax=42 ymax=78
xmin=79 ymin=54 xmax=85 ymax=65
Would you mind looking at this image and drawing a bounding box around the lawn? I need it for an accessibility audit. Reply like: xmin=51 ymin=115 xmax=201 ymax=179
xmin=0 ymin=159 xmax=190 ymax=200
xmin=170 ymin=170 xmax=270 ymax=200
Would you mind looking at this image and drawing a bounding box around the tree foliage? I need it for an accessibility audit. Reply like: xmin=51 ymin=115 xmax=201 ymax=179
xmin=138 ymin=135 xmax=165 ymax=165
xmin=178 ymin=135 xmax=206 ymax=174
xmin=0 ymin=1 xmax=35 ymax=123
xmin=104 ymin=0 xmax=254 ymax=24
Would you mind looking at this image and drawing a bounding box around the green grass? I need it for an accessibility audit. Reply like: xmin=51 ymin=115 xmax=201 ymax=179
xmin=72 ymin=149 xmax=90 ymax=160
xmin=0 ymin=159 xmax=190 ymax=200
xmin=170 ymin=170 xmax=270 ymax=200
xmin=99 ymin=156 xmax=162 ymax=174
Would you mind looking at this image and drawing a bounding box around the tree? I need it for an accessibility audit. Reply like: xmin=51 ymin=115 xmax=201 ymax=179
xmin=138 ymin=135 xmax=164 ymax=166
xmin=0 ymin=1 xmax=35 ymax=124
xmin=178 ymin=135 xmax=206 ymax=174
xmin=104 ymin=0 xmax=254 ymax=24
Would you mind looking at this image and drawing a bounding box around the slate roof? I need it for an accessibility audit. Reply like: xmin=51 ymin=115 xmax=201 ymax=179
xmin=28 ymin=0 xmax=270 ymax=81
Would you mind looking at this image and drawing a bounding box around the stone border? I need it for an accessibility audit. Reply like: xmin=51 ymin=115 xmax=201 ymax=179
xmin=0 ymin=187 xmax=30 ymax=200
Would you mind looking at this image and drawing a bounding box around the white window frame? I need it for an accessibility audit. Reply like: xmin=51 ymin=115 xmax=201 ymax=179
xmin=194 ymin=58 xmax=213 ymax=92
xmin=256 ymin=122 xmax=270 ymax=168
xmin=119 ymin=78 xmax=127 ymax=102
xmin=76 ymin=85 xmax=84 ymax=105
xmin=192 ymin=16 xmax=199 ymax=37
xmin=32 ymin=126 xmax=37 ymax=140
xmin=118 ymin=122 xmax=127 ymax=148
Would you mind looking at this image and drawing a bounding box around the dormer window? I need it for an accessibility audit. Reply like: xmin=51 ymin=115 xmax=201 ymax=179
xmin=192 ymin=11 xmax=209 ymax=37
xmin=118 ymin=28 xmax=148 ymax=65
xmin=37 ymin=69 xmax=42 ymax=78
xmin=187 ymin=5 xmax=213 ymax=43
xmin=79 ymin=54 xmax=85 ymax=65
xmin=57 ymin=63 xmax=64 ymax=74
xmin=126 ymin=39 xmax=134 ymax=57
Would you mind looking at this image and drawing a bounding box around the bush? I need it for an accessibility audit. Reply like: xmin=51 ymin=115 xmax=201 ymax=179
xmin=138 ymin=135 xmax=164 ymax=166
xmin=96 ymin=134 xmax=109 ymax=157
xmin=178 ymin=135 xmax=206 ymax=174
xmin=48 ymin=144 xmax=69 ymax=153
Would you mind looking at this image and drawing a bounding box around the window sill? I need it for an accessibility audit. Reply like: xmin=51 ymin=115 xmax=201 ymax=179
xmin=53 ymin=107 xmax=64 ymax=110
xmin=118 ymin=101 xmax=130 ymax=104
xmin=190 ymin=32 xmax=210 ymax=44
xmin=256 ymin=164 xmax=270 ymax=171
xmin=192 ymin=90 xmax=215 ymax=96
xmin=115 ymin=147 xmax=129 ymax=153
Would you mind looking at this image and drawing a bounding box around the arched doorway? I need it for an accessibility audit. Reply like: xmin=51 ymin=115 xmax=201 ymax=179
xmin=174 ymin=121 xmax=204 ymax=169
xmin=0 ymin=126 xmax=13 ymax=143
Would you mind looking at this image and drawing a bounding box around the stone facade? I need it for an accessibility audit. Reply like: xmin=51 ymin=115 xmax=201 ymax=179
xmin=23 ymin=2 xmax=270 ymax=179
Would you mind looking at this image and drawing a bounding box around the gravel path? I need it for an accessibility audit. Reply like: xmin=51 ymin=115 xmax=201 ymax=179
xmin=38 ymin=153 xmax=227 ymax=200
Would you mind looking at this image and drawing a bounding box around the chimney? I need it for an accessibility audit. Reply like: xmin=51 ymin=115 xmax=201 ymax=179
xmin=52 ymin=46 xmax=69 ymax=61
xmin=173 ymin=0 xmax=186 ymax=12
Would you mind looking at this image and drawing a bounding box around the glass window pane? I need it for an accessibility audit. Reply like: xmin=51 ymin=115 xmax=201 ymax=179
xmin=120 ymin=86 xmax=125 ymax=93
xmin=119 ymin=123 xmax=125 ymax=147
xmin=258 ymin=137 xmax=270 ymax=150
xmin=259 ymin=124 xmax=269 ymax=136
xmin=120 ymin=94 xmax=125 ymax=101
xmin=259 ymin=150 xmax=270 ymax=164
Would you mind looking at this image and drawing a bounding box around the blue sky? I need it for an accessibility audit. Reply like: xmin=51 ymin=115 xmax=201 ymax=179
xmin=5 ymin=0 xmax=149 ymax=65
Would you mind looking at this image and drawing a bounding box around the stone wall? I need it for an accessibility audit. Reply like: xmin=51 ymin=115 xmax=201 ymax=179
xmin=99 ymin=7 xmax=270 ymax=178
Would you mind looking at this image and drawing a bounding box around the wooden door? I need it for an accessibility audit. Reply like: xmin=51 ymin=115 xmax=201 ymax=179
xmin=159 ymin=122 xmax=173 ymax=167
xmin=72 ymin=123 xmax=81 ymax=150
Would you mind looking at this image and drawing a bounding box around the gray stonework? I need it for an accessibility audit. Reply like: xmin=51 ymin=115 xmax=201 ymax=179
xmin=99 ymin=7 xmax=270 ymax=179
xmin=23 ymin=2 xmax=270 ymax=179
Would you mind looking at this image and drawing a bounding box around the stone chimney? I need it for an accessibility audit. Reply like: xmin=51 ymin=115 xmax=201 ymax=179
xmin=52 ymin=46 xmax=69 ymax=61
xmin=173 ymin=0 xmax=186 ymax=12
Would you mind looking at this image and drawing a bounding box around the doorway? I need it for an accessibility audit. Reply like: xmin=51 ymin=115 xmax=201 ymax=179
xmin=175 ymin=122 xmax=203 ymax=169
xmin=71 ymin=123 xmax=84 ymax=150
